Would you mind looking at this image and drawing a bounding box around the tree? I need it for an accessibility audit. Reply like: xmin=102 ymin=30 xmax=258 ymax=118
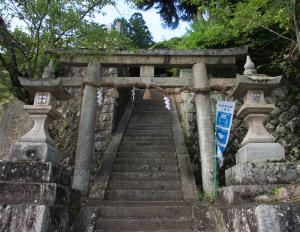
xmin=130 ymin=0 xmax=199 ymax=29
xmin=0 ymin=0 xmax=114 ymax=101
xmin=113 ymin=13 xmax=153 ymax=49
xmin=127 ymin=13 xmax=153 ymax=48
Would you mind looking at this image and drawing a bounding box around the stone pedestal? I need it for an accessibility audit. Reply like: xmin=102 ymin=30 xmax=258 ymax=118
xmin=220 ymin=56 xmax=299 ymax=204
xmin=0 ymin=161 xmax=79 ymax=231
xmin=236 ymin=143 xmax=285 ymax=163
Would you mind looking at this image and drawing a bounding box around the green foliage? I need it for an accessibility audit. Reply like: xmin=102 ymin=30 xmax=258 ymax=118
xmin=127 ymin=13 xmax=153 ymax=49
xmin=114 ymin=13 xmax=153 ymax=49
xmin=272 ymin=187 xmax=280 ymax=196
xmin=197 ymin=190 xmax=215 ymax=202
xmin=131 ymin=0 xmax=199 ymax=29
xmin=155 ymin=0 xmax=298 ymax=77
xmin=0 ymin=0 xmax=117 ymax=101
xmin=0 ymin=71 xmax=14 ymax=105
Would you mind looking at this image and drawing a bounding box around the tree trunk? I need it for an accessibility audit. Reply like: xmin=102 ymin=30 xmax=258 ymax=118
xmin=295 ymin=0 xmax=300 ymax=52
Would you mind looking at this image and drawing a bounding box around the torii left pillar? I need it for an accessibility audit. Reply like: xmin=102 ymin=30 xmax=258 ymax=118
xmin=193 ymin=63 xmax=215 ymax=196
xmin=73 ymin=63 xmax=101 ymax=195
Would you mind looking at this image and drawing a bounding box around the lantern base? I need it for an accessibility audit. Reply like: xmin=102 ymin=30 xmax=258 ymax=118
xmin=236 ymin=143 xmax=285 ymax=164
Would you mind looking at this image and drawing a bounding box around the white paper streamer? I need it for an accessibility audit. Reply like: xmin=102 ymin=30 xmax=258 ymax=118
xmin=164 ymin=96 xmax=171 ymax=110
xmin=97 ymin=88 xmax=103 ymax=106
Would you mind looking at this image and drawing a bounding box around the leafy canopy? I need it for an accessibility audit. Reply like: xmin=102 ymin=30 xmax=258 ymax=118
xmin=0 ymin=0 xmax=133 ymax=102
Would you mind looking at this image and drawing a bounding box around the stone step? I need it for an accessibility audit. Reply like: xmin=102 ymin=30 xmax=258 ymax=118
xmin=105 ymin=190 xmax=183 ymax=201
xmin=120 ymin=141 xmax=174 ymax=146
xmin=122 ymin=137 xmax=173 ymax=142
xmin=129 ymin=118 xmax=171 ymax=121
xmin=98 ymin=204 xmax=192 ymax=219
xmin=108 ymin=180 xmax=181 ymax=190
xmin=123 ymin=134 xmax=173 ymax=138
xmin=132 ymin=109 xmax=168 ymax=111
xmin=112 ymin=164 xmax=179 ymax=173
xmin=115 ymin=157 xmax=177 ymax=165
xmin=117 ymin=153 xmax=176 ymax=160
xmin=118 ymin=146 xmax=175 ymax=152
xmin=95 ymin=218 xmax=193 ymax=231
xmin=128 ymin=120 xmax=171 ymax=125
xmin=126 ymin=126 xmax=172 ymax=130
xmin=124 ymin=131 xmax=172 ymax=135
xmin=110 ymin=172 xmax=180 ymax=181
xmin=132 ymin=114 xmax=170 ymax=117
xmin=128 ymin=122 xmax=171 ymax=126
xmin=117 ymin=151 xmax=176 ymax=156
xmin=130 ymin=115 xmax=170 ymax=118
xmin=125 ymin=131 xmax=173 ymax=135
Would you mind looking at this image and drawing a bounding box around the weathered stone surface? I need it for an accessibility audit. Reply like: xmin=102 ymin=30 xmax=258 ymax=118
xmin=73 ymin=63 xmax=101 ymax=194
xmin=219 ymin=184 xmax=281 ymax=204
xmin=0 ymin=161 xmax=70 ymax=186
xmin=236 ymin=143 xmax=285 ymax=163
xmin=0 ymin=182 xmax=69 ymax=205
xmin=226 ymin=162 xmax=299 ymax=185
xmin=71 ymin=207 xmax=99 ymax=232
xmin=10 ymin=142 xmax=61 ymax=164
xmin=194 ymin=205 xmax=217 ymax=232
xmin=214 ymin=203 xmax=300 ymax=232
xmin=0 ymin=204 xmax=68 ymax=232
xmin=193 ymin=63 xmax=215 ymax=195
xmin=255 ymin=183 xmax=300 ymax=203
xmin=0 ymin=99 xmax=33 ymax=161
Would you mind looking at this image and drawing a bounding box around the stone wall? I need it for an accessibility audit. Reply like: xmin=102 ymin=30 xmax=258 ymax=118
xmin=0 ymin=100 xmax=33 ymax=160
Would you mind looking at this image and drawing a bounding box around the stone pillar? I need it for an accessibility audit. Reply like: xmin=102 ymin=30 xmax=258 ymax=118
xmin=193 ymin=63 xmax=214 ymax=195
xmin=72 ymin=63 xmax=101 ymax=195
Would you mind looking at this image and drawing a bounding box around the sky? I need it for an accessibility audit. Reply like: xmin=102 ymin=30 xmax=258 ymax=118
xmin=94 ymin=1 xmax=191 ymax=42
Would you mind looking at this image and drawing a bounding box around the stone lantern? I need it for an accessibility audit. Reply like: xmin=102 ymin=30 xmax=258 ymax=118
xmin=221 ymin=56 xmax=299 ymax=204
xmin=233 ymin=56 xmax=285 ymax=162
xmin=10 ymin=61 xmax=69 ymax=164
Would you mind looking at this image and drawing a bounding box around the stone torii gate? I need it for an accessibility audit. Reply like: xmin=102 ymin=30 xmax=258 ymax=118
xmin=52 ymin=47 xmax=248 ymax=195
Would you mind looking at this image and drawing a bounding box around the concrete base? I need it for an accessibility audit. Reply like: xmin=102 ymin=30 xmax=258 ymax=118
xmin=226 ymin=162 xmax=299 ymax=186
xmin=0 ymin=204 xmax=68 ymax=232
xmin=219 ymin=184 xmax=283 ymax=204
xmin=236 ymin=143 xmax=285 ymax=163
xmin=10 ymin=142 xmax=61 ymax=164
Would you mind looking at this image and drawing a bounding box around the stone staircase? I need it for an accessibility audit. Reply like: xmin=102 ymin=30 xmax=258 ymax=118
xmin=92 ymin=91 xmax=198 ymax=231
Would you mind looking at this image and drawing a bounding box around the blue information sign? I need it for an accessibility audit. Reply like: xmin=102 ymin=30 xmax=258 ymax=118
xmin=215 ymin=100 xmax=235 ymax=167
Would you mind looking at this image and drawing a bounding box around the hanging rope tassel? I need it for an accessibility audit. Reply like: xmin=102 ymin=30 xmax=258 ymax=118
xmin=108 ymin=86 xmax=119 ymax=98
xmin=143 ymin=86 xmax=151 ymax=100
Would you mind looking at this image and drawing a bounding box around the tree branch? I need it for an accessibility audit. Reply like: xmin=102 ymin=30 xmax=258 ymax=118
xmin=0 ymin=16 xmax=24 ymax=87
xmin=258 ymin=24 xmax=296 ymax=43
xmin=54 ymin=0 xmax=106 ymax=44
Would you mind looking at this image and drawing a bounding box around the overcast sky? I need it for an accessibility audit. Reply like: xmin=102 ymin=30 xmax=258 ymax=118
xmin=94 ymin=1 xmax=191 ymax=42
